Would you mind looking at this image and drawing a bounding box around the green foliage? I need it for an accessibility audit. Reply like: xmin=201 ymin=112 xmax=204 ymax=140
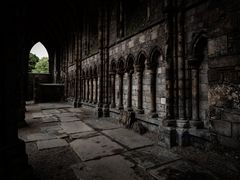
xmin=32 ymin=57 xmax=49 ymax=73
xmin=28 ymin=53 xmax=39 ymax=72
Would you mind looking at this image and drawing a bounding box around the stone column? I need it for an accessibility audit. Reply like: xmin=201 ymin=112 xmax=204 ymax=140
xmin=147 ymin=65 xmax=158 ymax=117
xmin=94 ymin=75 xmax=98 ymax=104
xmin=83 ymin=77 xmax=86 ymax=102
xmin=87 ymin=76 xmax=90 ymax=102
xmin=190 ymin=67 xmax=203 ymax=128
xmin=127 ymin=70 xmax=133 ymax=111
xmin=110 ymin=72 xmax=116 ymax=108
xmin=118 ymin=73 xmax=124 ymax=110
xmin=135 ymin=65 xmax=144 ymax=114
xmin=90 ymin=76 xmax=93 ymax=103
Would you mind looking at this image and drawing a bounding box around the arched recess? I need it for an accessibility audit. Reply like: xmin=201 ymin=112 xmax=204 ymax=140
xmin=117 ymin=58 xmax=125 ymax=110
xmin=126 ymin=55 xmax=135 ymax=111
xmin=110 ymin=60 xmax=117 ymax=108
xmin=135 ymin=51 xmax=147 ymax=114
xmin=149 ymin=47 xmax=164 ymax=117
xmin=188 ymin=34 xmax=208 ymax=128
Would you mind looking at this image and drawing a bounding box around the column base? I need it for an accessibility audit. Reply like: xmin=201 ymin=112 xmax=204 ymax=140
xmin=118 ymin=106 xmax=124 ymax=110
xmin=158 ymin=126 xmax=176 ymax=148
xmin=127 ymin=107 xmax=133 ymax=112
xmin=95 ymin=105 xmax=103 ymax=118
xmin=110 ymin=103 xmax=116 ymax=108
xmin=74 ymin=100 xmax=78 ymax=108
xmin=103 ymin=105 xmax=110 ymax=117
xmin=77 ymin=99 xmax=82 ymax=107
xmin=176 ymin=128 xmax=190 ymax=146
xmin=162 ymin=119 xmax=176 ymax=127
xmin=136 ymin=108 xmax=144 ymax=114
xmin=176 ymin=119 xmax=189 ymax=128
xmin=0 ymin=139 xmax=35 ymax=180
xmin=148 ymin=112 xmax=158 ymax=118
xmin=190 ymin=120 xmax=204 ymax=129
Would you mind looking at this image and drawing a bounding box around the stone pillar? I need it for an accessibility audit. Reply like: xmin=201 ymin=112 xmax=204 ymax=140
xmin=127 ymin=70 xmax=133 ymax=111
xmin=90 ymin=76 xmax=93 ymax=103
xmin=83 ymin=77 xmax=86 ymax=102
xmin=87 ymin=76 xmax=90 ymax=102
xmin=118 ymin=73 xmax=124 ymax=110
xmin=110 ymin=72 xmax=116 ymax=108
xmin=94 ymin=76 xmax=98 ymax=104
xmin=190 ymin=67 xmax=203 ymax=128
xmin=147 ymin=65 xmax=158 ymax=117
xmin=135 ymin=65 xmax=144 ymax=114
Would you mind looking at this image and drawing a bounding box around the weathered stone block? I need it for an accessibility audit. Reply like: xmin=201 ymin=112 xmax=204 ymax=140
xmin=212 ymin=120 xmax=232 ymax=137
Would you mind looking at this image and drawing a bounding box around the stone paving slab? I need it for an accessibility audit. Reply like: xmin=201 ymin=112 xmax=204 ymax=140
xmin=70 ymin=135 xmax=125 ymax=161
xmin=41 ymin=116 xmax=59 ymax=123
xmin=149 ymin=160 xmax=217 ymax=180
xmin=66 ymin=108 xmax=84 ymax=113
xmin=26 ymin=133 xmax=57 ymax=142
xmin=32 ymin=112 xmax=45 ymax=118
xmin=71 ymin=155 xmax=142 ymax=180
xmin=42 ymin=109 xmax=61 ymax=115
xmin=37 ymin=138 xmax=68 ymax=150
xmin=39 ymin=103 xmax=72 ymax=109
xmin=61 ymin=121 xmax=94 ymax=134
xmin=102 ymin=128 xmax=153 ymax=149
xmin=85 ymin=119 xmax=122 ymax=130
xmin=59 ymin=116 xmax=80 ymax=122
xmin=69 ymin=132 xmax=100 ymax=140
xmin=56 ymin=112 xmax=78 ymax=117
xmin=124 ymin=146 xmax=181 ymax=170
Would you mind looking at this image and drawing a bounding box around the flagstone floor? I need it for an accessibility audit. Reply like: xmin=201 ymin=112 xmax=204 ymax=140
xmin=18 ymin=102 xmax=240 ymax=180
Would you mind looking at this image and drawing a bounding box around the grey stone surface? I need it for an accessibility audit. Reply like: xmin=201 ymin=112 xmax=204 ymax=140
xmin=59 ymin=116 xmax=80 ymax=122
xmin=124 ymin=146 xmax=181 ymax=169
xmin=26 ymin=133 xmax=57 ymax=142
xmin=71 ymin=155 xmax=142 ymax=180
xmin=70 ymin=135 xmax=125 ymax=161
xmin=42 ymin=109 xmax=61 ymax=114
xmin=69 ymin=132 xmax=100 ymax=140
xmin=41 ymin=116 xmax=59 ymax=123
xmin=149 ymin=160 xmax=217 ymax=180
xmin=102 ymin=128 xmax=153 ymax=149
xmin=37 ymin=138 xmax=68 ymax=150
xmin=61 ymin=121 xmax=94 ymax=134
xmin=85 ymin=119 xmax=121 ymax=130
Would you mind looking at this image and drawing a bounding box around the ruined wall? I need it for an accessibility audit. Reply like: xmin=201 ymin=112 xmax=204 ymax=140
xmin=57 ymin=0 xmax=240 ymax=148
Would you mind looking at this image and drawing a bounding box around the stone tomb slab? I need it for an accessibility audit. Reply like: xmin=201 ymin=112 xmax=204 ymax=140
xmin=37 ymin=138 xmax=68 ymax=150
xmin=85 ymin=119 xmax=122 ymax=130
xmin=70 ymin=135 xmax=124 ymax=161
xmin=61 ymin=121 xmax=94 ymax=134
xmin=124 ymin=146 xmax=181 ymax=170
xmin=102 ymin=128 xmax=153 ymax=149
xmin=71 ymin=155 xmax=142 ymax=180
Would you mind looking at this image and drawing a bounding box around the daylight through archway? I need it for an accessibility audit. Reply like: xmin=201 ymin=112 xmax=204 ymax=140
xmin=29 ymin=42 xmax=49 ymax=74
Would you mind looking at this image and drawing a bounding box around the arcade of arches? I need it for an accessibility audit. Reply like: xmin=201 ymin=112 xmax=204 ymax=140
xmin=1 ymin=0 xmax=240 ymax=179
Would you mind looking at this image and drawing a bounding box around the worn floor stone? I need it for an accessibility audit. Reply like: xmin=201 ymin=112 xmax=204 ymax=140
xmin=41 ymin=116 xmax=59 ymax=123
xmin=26 ymin=133 xmax=57 ymax=142
xmin=149 ymin=160 xmax=217 ymax=180
xmin=85 ymin=119 xmax=122 ymax=130
xmin=59 ymin=116 xmax=80 ymax=122
xmin=37 ymin=139 xmax=68 ymax=150
xmin=124 ymin=146 xmax=181 ymax=169
xmin=61 ymin=121 xmax=94 ymax=134
xmin=70 ymin=135 xmax=125 ymax=161
xmin=71 ymin=155 xmax=142 ymax=180
xmin=69 ymin=131 xmax=100 ymax=140
xmin=42 ymin=109 xmax=61 ymax=115
xmin=102 ymin=128 xmax=153 ymax=149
